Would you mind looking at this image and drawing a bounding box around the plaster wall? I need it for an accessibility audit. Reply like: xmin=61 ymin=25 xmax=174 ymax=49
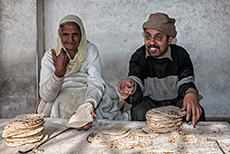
xmin=0 ymin=0 xmax=230 ymax=119
xmin=0 ymin=0 xmax=38 ymax=118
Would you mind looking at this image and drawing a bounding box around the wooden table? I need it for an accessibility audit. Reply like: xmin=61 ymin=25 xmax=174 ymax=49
xmin=0 ymin=118 xmax=230 ymax=154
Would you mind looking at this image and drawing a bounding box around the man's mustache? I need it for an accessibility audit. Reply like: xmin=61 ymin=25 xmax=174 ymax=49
xmin=148 ymin=45 xmax=160 ymax=50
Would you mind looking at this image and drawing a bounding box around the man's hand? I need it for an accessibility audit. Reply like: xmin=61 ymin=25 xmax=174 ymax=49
xmin=51 ymin=48 xmax=70 ymax=77
xmin=117 ymin=78 xmax=135 ymax=99
xmin=181 ymin=92 xmax=202 ymax=126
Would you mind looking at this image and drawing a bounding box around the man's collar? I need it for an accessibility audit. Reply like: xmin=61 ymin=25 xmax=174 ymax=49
xmin=145 ymin=46 xmax=173 ymax=61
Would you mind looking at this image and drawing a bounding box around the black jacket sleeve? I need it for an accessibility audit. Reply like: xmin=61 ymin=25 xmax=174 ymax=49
xmin=176 ymin=46 xmax=198 ymax=98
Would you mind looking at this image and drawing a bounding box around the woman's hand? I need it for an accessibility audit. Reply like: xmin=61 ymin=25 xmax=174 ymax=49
xmin=51 ymin=48 xmax=70 ymax=77
xmin=76 ymin=109 xmax=97 ymax=130
xmin=70 ymin=102 xmax=97 ymax=130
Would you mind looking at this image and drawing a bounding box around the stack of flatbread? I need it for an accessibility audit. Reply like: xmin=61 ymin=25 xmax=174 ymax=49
xmin=86 ymin=124 xmax=159 ymax=150
xmin=144 ymin=106 xmax=186 ymax=133
xmin=2 ymin=114 xmax=46 ymax=147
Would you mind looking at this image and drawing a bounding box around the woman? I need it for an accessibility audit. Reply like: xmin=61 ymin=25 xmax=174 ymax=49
xmin=36 ymin=15 xmax=129 ymax=125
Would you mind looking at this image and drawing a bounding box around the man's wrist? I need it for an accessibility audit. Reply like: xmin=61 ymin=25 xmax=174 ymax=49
xmin=185 ymin=88 xmax=203 ymax=101
xmin=185 ymin=88 xmax=197 ymax=94
xmin=131 ymin=81 xmax=137 ymax=95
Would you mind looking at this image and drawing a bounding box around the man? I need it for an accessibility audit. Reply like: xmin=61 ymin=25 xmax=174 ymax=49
xmin=117 ymin=13 xmax=205 ymax=125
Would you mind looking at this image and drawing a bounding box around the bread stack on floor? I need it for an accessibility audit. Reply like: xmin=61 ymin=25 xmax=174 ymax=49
xmin=144 ymin=105 xmax=186 ymax=133
xmin=2 ymin=114 xmax=46 ymax=147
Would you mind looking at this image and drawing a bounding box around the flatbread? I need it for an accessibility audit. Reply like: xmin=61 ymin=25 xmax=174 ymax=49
xmin=145 ymin=116 xmax=182 ymax=133
xmin=9 ymin=114 xmax=45 ymax=122
xmin=155 ymin=126 xmax=181 ymax=133
xmin=149 ymin=106 xmax=186 ymax=118
xmin=86 ymin=131 xmax=130 ymax=146
xmin=4 ymin=133 xmax=44 ymax=147
xmin=136 ymin=135 xmax=153 ymax=148
xmin=106 ymin=133 xmax=139 ymax=150
xmin=146 ymin=120 xmax=182 ymax=129
xmin=2 ymin=120 xmax=44 ymax=136
xmin=2 ymin=126 xmax=44 ymax=138
xmin=4 ymin=132 xmax=43 ymax=143
xmin=145 ymin=106 xmax=185 ymax=133
xmin=86 ymin=132 xmax=107 ymax=146
xmin=67 ymin=103 xmax=94 ymax=128
xmin=168 ymin=131 xmax=197 ymax=146
xmin=146 ymin=112 xmax=182 ymax=122
xmin=146 ymin=111 xmax=168 ymax=119
xmin=183 ymin=134 xmax=197 ymax=146
xmin=86 ymin=126 xmax=161 ymax=150
xmin=2 ymin=114 xmax=46 ymax=147
xmin=98 ymin=131 xmax=130 ymax=141
xmin=129 ymin=127 xmax=159 ymax=137
xmin=143 ymin=124 xmax=181 ymax=134
xmin=129 ymin=127 xmax=159 ymax=149
xmin=4 ymin=114 xmax=45 ymax=131
xmin=101 ymin=124 xmax=130 ymax=136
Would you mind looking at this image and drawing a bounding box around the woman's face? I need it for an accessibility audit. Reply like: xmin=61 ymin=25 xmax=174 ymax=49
xmin=59 ymin=22 xmax=81 ymax=52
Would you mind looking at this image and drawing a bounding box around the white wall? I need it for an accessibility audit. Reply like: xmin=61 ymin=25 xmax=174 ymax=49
xmin=0 ymin=0 xmax=230 ymax=118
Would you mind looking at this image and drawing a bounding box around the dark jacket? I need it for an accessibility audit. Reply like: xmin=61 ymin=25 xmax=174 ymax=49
xmin=126 ymin=44 xmax=198 ymax=105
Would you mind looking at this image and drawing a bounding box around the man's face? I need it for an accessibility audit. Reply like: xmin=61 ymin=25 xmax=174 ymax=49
xmin=59 ymin=22 xmax=81 ymax=52
xmin=144 ymin=28 xmax=173 ymax=57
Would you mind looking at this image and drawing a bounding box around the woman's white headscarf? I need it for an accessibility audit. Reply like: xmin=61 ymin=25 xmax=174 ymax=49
xmin=52 ymin=15 xmax=88 ymax=76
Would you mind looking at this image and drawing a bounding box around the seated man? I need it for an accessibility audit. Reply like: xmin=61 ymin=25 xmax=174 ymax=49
xmin=36 ymin=15 xmax=128 ymax=129
xmin=117 ymin=13 xmax=205 ymax=126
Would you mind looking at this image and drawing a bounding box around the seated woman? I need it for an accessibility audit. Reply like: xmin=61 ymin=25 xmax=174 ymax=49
xmin=36 ymin=15 xmax=129 ymax=126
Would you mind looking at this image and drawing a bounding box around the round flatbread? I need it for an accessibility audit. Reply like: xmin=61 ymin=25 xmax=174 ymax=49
xmin=168 ymin=131 xmax=197 ymax=146
xmin=4 ymin=114 xmax=45 ymax=131
xmin=4 ymin=132 xmax=43 ymax=143
xmin=136 ymin=135 xmax=153 ymax=149
xmin=10 ymin=114 xmax=45 ymax=122
xmin=149 ymin=106 xmax=186 ymax=118
xmin=67 ymin=103 xmax=94 ymax=128
xmin=129 ymin=127 xmax=159 ymax=137
xmin=2 ymin=120 xmax=44 ymax=137
xmin=4 ymin=133 xmax=44 ymax=147
xmin=142 ymin=124 xmax=181 ymax=134
xmin=98 ymin=131 xmax=130 ymax=141
xmin=101 ymin=124 xmax=130 ymax=136
xmin=152 ymin=126 xmax=181 ymax=133
xmin=129 ymin=127 xmax=159 ymax=149
xmin=146 ymin=111 xmax=168 ymax=119
xmin=106 ymin=133 xmax=139 ymax=150
xmin=183 ymin=134 xmax=197 ymax=146
xmin=2 ymin=126 xmax=44 ymax=138
xmin=146 ymin=120 xmax=182 ymax=129
xmin=145 ymin=106 xmax=185 ymax=133
xmin=146 ymin=112 xmax=182 ymax=122
xmin=86 ymin=132 xmax=107 ymax=146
